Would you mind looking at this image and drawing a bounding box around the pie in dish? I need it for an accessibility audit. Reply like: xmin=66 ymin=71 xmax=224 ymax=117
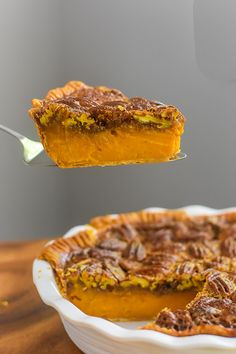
xmin=29 ymin=81 xmax=185 ymax=168
xmin=40 ymin=209 xmax=236 ymax=336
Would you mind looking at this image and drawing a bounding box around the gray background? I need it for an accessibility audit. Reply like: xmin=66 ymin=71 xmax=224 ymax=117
xmin=0 ymin=0 xmax=235 ymax=240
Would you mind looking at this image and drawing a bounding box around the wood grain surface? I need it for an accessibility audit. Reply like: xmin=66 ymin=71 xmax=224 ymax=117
xmin=0 ymin=240 xmax=82 ymax=354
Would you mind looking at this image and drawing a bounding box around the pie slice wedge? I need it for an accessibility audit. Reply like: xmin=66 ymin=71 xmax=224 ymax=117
xmin=29 ymin=81 xmax=185 ymax=168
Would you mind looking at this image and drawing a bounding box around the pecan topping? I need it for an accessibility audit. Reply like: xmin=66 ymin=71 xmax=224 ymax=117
xmin=66 ymin=248 xmax=88 ymax=266
xmin=89 ymin=247 xmax=120 ymax=260
xmin=175 ymin=261 xmax=201 ymax=275
xmin=206 ymin=272 xmax=235 ymax=297
xmin=150 ymin=228 xmax=174 ymax=242
xmin=154 ymin=253 xmax=177 ymax=263
xmin=124 ymin=241 xmax=146 ymax=261
xmin=104 ymin=260 xmax=126 ymax=281
xmin=173 ymin=221 xmax=189 ymax=240
xmin=220 ymin=223 xmax=236 ymax=241
xmin=144 ymin=228 xmax=174 ymax=243
xmin=137 ymin=254 xmax=177 ymax=276
xmin=220 ymin=224 xmax=236 ymax=257
xmin=156 ymin=309 xmax=193 ymax=331
xmin=106 ymin=224 xmax=138 ymax=242
xmin=119 ymin=259 xmax=141 ymax=272
xmin=203 ymin=256 xmax=231 ymax=273
xmin=136 ymin=221 xmax=174 ymax=239
xmin=188 ymin=242 xmax=212 ymax=259
xmin=99 ymin=238 xmax=127 ymax=251
xmin=221 ymin=238 xmax=236 ymax=257
xmin=174 ymin=221 xmax=215 ymax=242
xmin=153 ymin=240 xmax=185 ymax=254
xmin=190 ymin=296 xmax=236 ymax=327
xmin=145 ymin=253 xmax=177 ymax=267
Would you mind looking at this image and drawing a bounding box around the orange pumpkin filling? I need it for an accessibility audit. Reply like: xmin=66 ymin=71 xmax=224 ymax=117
xmin=68 ymin=285 xmax=196 ymax=321
xmin=38 ymin=124 xmax=182 ymax=168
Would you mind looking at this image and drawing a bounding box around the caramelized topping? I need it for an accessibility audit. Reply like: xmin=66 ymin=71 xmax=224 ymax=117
xmin=29 ymin=81 xmax=185 ymax=132
xmin=206 ymin=271 xmax=235 ymax=297
xmin=156 ymin=309 xmax=193 ymax=331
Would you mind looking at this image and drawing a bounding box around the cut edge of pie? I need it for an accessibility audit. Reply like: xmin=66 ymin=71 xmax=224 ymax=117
xmin=39 ymin=209 xmax=236 ymax=336
xmin=29 ymin=81 xmax=185 ymax=168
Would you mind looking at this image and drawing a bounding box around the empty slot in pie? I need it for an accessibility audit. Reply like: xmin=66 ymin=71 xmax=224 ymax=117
xmin=67 ymin=285 xmax=196 ymax=321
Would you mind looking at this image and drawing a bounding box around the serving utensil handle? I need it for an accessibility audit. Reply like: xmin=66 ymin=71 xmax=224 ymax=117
xmin=0 ymin=124 xmax=26 ymax=142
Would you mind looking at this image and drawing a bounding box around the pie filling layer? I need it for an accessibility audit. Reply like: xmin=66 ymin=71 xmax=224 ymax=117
xmin=40 ymin=209 xmax=236 ymax=336
xmin=29 ymin=81 xmax=185 ymax=168
xmin=38 ymin=124 xmax=182 ymax=168
xmin=67 ymin=285 xmax=196 ymax=321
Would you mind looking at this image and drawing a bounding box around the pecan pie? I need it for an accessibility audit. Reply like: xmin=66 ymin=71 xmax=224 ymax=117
xmin=40 ymin=209 xmax=236 ymax=336
xmin=29 ymin=81 xmax=185 ymax=168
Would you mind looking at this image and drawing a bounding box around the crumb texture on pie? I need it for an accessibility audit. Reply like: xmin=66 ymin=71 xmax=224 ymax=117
xmin=40 ymin=209 xmax=236 ymax=335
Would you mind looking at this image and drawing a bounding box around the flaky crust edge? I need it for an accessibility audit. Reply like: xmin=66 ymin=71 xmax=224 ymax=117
xmin=29 ymin=81 xmax=89 ymax=119
xmin=142 ymin=322 xmax=236 ymax=337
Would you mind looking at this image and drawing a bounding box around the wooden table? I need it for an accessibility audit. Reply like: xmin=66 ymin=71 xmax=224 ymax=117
xmin=0 ymin=240 xmax=82 ymax=354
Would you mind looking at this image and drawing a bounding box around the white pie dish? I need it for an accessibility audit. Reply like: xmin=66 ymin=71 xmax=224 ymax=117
xmin=33 ymin=205 xmax=236 ymax=354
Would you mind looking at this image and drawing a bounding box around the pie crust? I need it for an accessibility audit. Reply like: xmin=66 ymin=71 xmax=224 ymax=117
xmin=29 ymin=81 xmax=185 ymax=168
xmin=40 ymin=209 xmax=236 ymax=336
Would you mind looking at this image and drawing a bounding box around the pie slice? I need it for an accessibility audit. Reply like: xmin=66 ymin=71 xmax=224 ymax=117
xmin=39 ymin=209 xmax=236 ymax=336
xmin=29 ymin=81 xmax=185 ymax=168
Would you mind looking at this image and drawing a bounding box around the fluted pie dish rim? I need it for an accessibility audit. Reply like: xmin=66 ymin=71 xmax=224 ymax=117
xmin=33 ymin=206 xmax=236 ymax=353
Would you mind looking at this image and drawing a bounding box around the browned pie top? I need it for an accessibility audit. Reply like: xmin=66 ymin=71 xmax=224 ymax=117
xmin=40 ymin=209 xmax=236 ymax=337
xmin=29 ymin=81 xmax=185 ymax=131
